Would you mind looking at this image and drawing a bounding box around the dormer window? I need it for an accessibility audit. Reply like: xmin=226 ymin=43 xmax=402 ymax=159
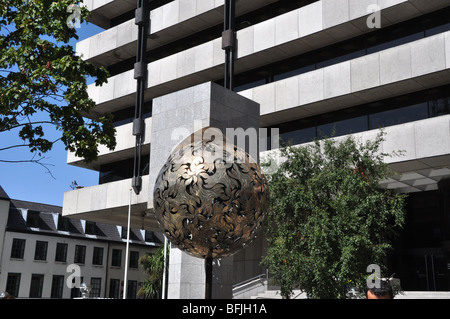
xmin=26 ymin=210 xmax=40 ymax=228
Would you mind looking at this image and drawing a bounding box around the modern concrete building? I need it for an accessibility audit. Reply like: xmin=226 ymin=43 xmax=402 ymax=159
xmin=63 ymin=0 xmax=450 ymax=297
xmin=0 ymin=186 xmax=160 ymax=298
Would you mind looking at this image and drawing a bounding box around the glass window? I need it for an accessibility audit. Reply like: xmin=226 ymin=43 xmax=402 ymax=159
xmin=280 ymin=127 xmax=316 ymax=147
xmin=89 ymin=278 xmax=102 ymax=298
xmin=50 ymin=275 xmax=65 ymax=298
xmin=129 ymin=251 xmax=139 ymax=269
xmin=425 ymin=22 xmax=450 ymax=37
xmin=34 ymin=241 xmax=48 ymax=261
xmin=111 ymin=249 xmax=122 ymax=267
xmin=369 ymin=103 xmax=428 ymax=130
xmin=29 ymin=274 xmax=44 ymax=298
xmin=26 ymin=210 xmax=40 ymax=228
xmin=6 ymin=273 xmax=21 ymax=297
xmin=430 ymin=97 xmax=450 ymax=117
xmin=126 ymin=280 xmax=137 ymax=299
xmin=10 ymin=238 xmax=26 ymax=259
xmin=85 ymin=221 xmax=97 ymax=235
xmin=92 ymin=247 xmax=104 ymax=266
xmin=121 ymin=226 xmax=128 ymax=239
xmin=109 ymin=279 xmax=121 ymax=299
xmin=55 ymin=243 xmax=68 ymax=262
xmin=144 ymin=231 xmax=157 ymax=243
xmin=70 ymin=276 xmax=83 ymax=299
xmin=57 ymin=215 xmax=70 ymax=232
xmin=318 ymin=116 xmax=368 ymax=139
xmin=74 ymin=245 xmax=86 ymax=264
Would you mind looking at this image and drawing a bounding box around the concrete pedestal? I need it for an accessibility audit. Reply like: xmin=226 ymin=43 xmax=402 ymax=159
xmin=148 ymin=81 xmax=261 ymax=299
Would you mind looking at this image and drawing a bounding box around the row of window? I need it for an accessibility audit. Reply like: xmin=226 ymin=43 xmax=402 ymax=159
xmin=10 ymin=239 xmax=141 ymax=268
xmin=266 ymin=84 xmax=450 ymax=150
xmin=231 ymin=6 xmax=450 ymax=92
xmin=23 ymin=210 xmax=158 ymax=243
xmin=5 ymin=273 xmax=141 ymax=299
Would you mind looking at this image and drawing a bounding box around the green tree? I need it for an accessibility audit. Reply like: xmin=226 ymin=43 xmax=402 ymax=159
xmin=0 ymin=0 xmax=115 ymax=165
xmin=262 ymin=131 xmax=406 ymax=299
xmin=138 ymin=245 xmax=169 ymax=299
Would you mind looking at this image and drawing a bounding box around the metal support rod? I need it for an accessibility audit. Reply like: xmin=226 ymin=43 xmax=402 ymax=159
xmin=123 ymin=188 xmax=132 ymax=299
xmin=223 ymin=0 xmax=236 ymax=91
xmin=162 ymin=236 xmax=168 ymax=299
xmin=132 ymin=0 xmax=149 ymax=195
xmin=205 ymin=257 xmax=213 ymax=299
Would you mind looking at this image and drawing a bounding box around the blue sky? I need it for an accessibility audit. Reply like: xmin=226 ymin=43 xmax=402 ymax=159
xmin=0 ymin=21 xmax=105 ymax=206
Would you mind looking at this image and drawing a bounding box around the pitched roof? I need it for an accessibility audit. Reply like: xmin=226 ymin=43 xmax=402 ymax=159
xmin=0 ymin=185 xmax=10 ymax=201
xmin=6 ymin=199 xmax=161 ymax=246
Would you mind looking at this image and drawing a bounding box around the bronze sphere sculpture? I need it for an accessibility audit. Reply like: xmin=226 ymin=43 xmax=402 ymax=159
xmin=153 ymin=128 xmax=269 ymax=259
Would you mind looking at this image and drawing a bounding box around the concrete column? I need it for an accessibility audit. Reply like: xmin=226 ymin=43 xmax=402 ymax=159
xmin=148 ymin=81 xmax=260 ymax=299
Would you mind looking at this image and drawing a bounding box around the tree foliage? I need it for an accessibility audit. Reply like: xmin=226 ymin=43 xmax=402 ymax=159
xmin=262 ymin=132 xmax=406 ymax=299
xmin=138 ymin=245 xmax=169 ymax=299
xmin=0 ymin=0 xmax=115 ymax=163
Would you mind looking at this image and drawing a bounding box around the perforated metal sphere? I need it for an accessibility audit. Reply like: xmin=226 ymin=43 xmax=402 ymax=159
xmin=152 ymin=128 xmax=268 ymax=259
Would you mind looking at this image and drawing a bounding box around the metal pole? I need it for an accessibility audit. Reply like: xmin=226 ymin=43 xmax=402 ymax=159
xmin=205 ymin=257 xmax=213 ymax=299
xmin=162 ymin=236 xmax=168 ymax=299
xmin=123 ymin=188 xmax=132 ymax=299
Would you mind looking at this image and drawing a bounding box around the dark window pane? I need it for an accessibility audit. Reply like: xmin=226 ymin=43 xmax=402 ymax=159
xmin=74 ymin=245 xmax=86 ymax=264
xmin=50 ymin=275 xmax=65 ymax=298
xmin=112 ymin=249 xmax=122 ymax=267
xmin=26 ymin=211 xmax=40 ymax=228
xmin=29 ymin=274 xmax=44 ymax=298
xmin=280 ymin=127 xmax=316 ymax=146
xmin=34 ymin=241 xmax=48 ymax=261
xmin=55 ymin=243 xmax=68 ymax=262
xmin=11 ymin=238 xmax=26 ymax=259
xmin=93 ymin=247 xmax=104 ymax=265
xmin=369 ymin=103 xmax=428 ymax=129
xmin=430 ymin=97 xmax=450 ymax=117
xmin=6 ymin=273 xmax=21 ymax=297
xmin=318 ymin=116 xmax=368 ymax=138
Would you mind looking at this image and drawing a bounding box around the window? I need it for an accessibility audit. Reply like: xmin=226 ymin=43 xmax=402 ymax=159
xmin=129 ymin=251 xmax=139 ymax=269
xmin=26 ymin=210 xmax=40 ymax=228
xmin=57 ymin=215 xmax=70 ymax=231
xmin=89 ymin=278 xmax=102 ymax=298
xmin=267 ymin=84 xmax=450 ymax=150
xmin=92 ymin=247 xmax=104 ymax=265
xmin=70 ymin=276 xmax=83 ymax=299
xmin=369 ymin=102 xmax=429 ymax=130
xmin=109 ymin=279 xmax=121 ymax=299
xmin=121 ymin=226 xmax=127 ymax=239
xmin=74 ymin=245 xmax=86 ymax=264
xmin=126 ymin=280 xmax=137 ymax=299
xmin=144 ymin=230 xmax=157 ymax=242
xmin=99 ymin=157 xmax=150 ymax=185
xmin=85 ymin=221 xmax=97 ymax=235
xmin=317 ymin=115 xmax=368 ymax=139
xmin=50 ymin=275 xmax=65 ymax=298
xmin=55 ymin=243 xmax=68 ymax=262
xmin=34 ymin=241 xmax=48 ymax=261
xmin=6 ymin=273 xmax=21 ymax=297
xmin=10 ymin=238 xmax=26 ymax=259
xmin=111 ymin=249 xmax=122 ymax=267
xmin=29 ymin=274 xmax=44 ymax=298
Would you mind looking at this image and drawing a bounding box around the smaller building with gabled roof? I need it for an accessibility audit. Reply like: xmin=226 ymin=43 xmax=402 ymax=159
xmin=0 ymin=186 xmax=162 ymax=299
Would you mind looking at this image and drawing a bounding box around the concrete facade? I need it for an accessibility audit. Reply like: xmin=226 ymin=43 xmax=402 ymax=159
xmin=64 ymin=0 xmax=450 ymax=297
